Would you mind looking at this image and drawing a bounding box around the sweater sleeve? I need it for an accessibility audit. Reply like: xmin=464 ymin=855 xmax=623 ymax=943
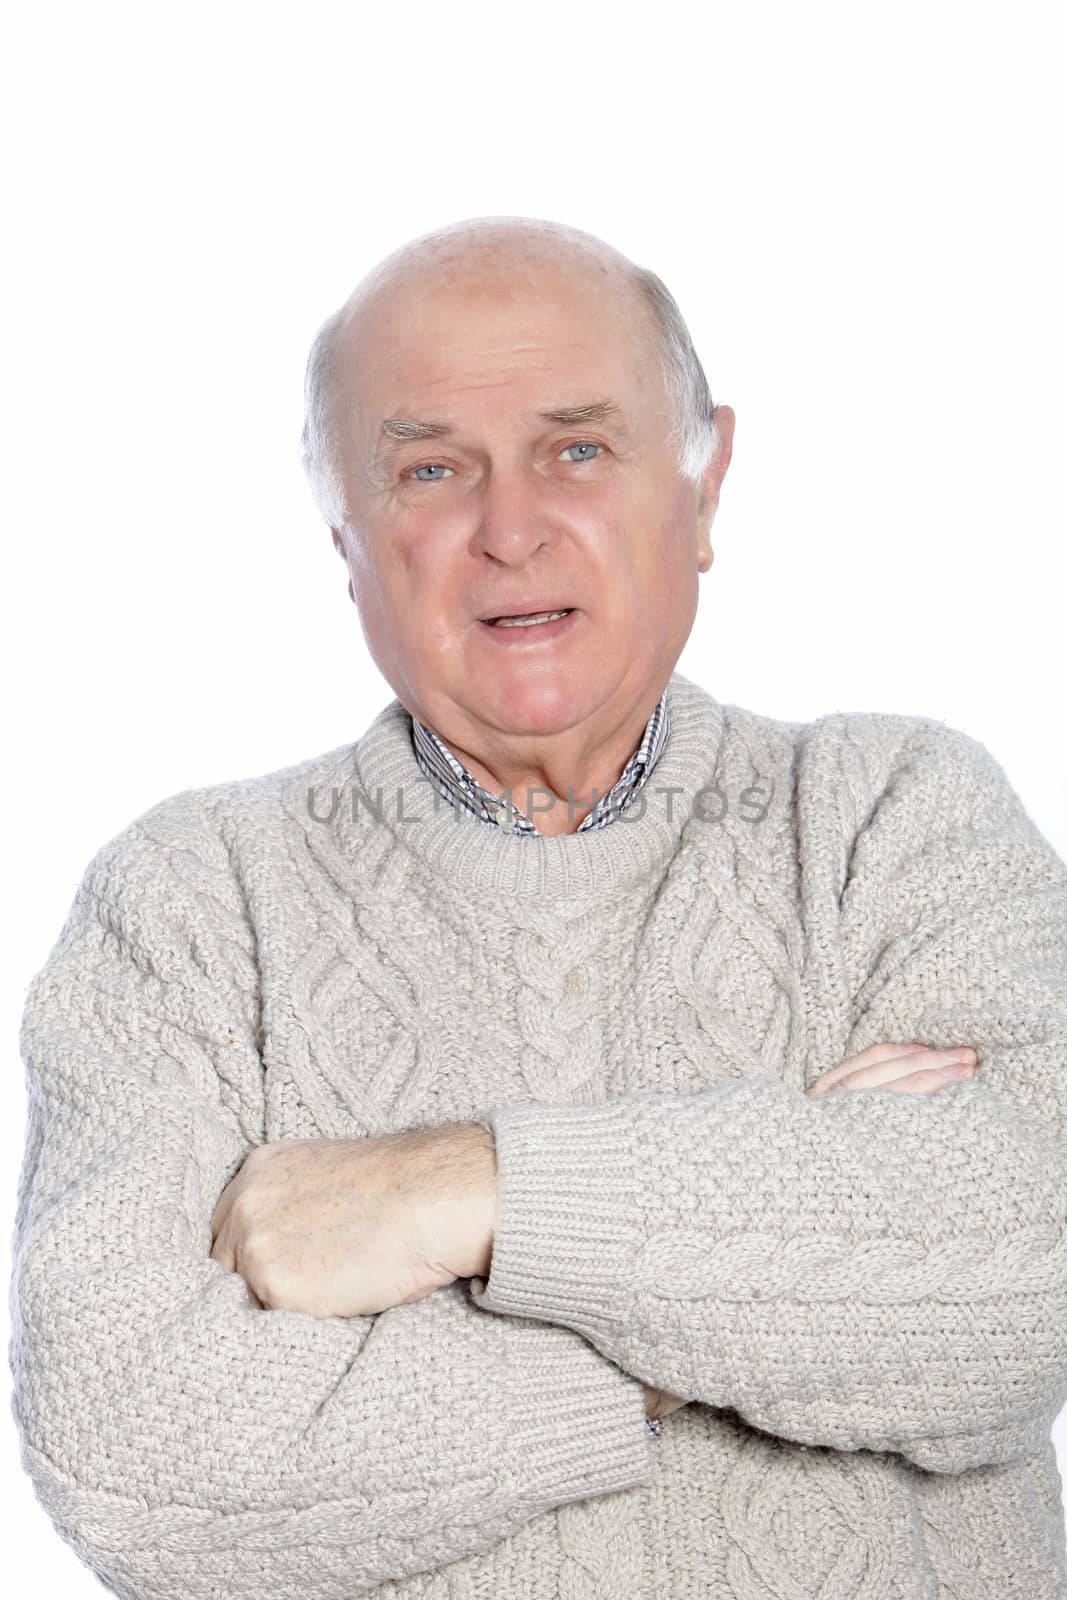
xmin=9 ymin=794 xmax=651 ymax=1600
xmin=470 ymin=716 xmax=1067 ymax=1476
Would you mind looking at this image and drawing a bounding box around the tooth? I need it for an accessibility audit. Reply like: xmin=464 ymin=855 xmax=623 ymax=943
xmin=493 ymin=609 xmax=569 ymax=628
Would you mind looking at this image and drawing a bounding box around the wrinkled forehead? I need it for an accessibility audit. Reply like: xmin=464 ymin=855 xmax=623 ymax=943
xmin=332 ymin=261 xmax=660 ymax=438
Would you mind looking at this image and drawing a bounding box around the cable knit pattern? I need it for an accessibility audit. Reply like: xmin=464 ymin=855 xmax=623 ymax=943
xmin=9 ymin=669 xmax=1067 ymax=1598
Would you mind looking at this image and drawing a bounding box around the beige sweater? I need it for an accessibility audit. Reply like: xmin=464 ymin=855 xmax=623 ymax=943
xmin=10 ymin=669 xmax=1067 ymax=1597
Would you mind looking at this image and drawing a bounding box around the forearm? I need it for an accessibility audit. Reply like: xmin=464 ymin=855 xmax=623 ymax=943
xmin=11 ymin=803 xmax=654 ymax=1598
xmin=469 ymin=715 xmax=1067 ymax=1475
xmin=470 ymin=1081 xmax=1067 ymax=1473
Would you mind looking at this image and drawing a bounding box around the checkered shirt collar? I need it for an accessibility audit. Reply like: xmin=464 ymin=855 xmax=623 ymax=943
xmin=410 ymin=688 xmax=671 ymax=836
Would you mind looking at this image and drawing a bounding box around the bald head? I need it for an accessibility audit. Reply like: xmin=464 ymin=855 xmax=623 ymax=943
xmin=300 ymin=215 xmax=716 ymax=530
xmin=342 ymin=216 xmax=644 ymax=334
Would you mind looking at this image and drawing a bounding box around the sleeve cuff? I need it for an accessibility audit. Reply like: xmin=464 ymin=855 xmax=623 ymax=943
xmin=490 ymin=1322 xmax=655 ymax=1499
xmin=469 ymin=1099 xmax=644 ymax=1344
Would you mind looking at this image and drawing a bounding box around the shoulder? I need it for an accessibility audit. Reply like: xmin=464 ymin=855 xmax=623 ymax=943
xmin=717 ymin=700 xmax=1047 ymax=867
xmin=794 ymin=710 xmax=1062 ymax=890
xmin=795 ymin=706 xmax=1019 ymax=814
xmin=713 ymin=698 xmax=994 ymax=803
xmin=74 ymin=738 xmax=356 ymax=924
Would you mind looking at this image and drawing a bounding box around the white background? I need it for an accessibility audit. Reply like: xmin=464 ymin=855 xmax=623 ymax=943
xmin=4 ymin=1 xmax=1065 ymax=1588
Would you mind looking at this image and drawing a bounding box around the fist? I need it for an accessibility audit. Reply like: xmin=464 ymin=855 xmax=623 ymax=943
xmin=209 ymin=1123 xmax=497 ymax=1319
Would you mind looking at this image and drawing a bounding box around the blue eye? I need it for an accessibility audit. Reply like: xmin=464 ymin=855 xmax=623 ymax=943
xmin=408 ymin=443 xmax=601 ymax=482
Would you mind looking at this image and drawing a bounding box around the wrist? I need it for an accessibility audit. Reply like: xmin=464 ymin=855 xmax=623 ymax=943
xmin=457 ymin=1121 xmax=497 ymax=1279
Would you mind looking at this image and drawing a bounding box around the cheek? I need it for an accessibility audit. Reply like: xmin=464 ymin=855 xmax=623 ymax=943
xmin=354 ymin=531 xmax=428 ymax=613
xmin=384 ymin=518 xmax=461 ymax=593
xmin=362 ymin=553 xmax=464 ymax=666
xmin=628 ymin=496 xmax=693 ymax=583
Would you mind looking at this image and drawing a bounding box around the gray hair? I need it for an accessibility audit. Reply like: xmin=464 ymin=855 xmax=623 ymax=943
xmin=299 ymin=257 xmax=717 ymax=531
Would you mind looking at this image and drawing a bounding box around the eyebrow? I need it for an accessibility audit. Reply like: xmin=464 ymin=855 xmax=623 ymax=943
xmin=377 ymin=398 xmax=630 ymax=448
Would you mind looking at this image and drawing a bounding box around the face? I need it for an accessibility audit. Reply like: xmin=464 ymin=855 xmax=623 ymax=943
xmin=329 ymin=257 xmax=733 ymax=753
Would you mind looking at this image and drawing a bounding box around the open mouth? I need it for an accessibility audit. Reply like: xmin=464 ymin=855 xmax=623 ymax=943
xmin=483 ymin=608 xmax=575 ymax=629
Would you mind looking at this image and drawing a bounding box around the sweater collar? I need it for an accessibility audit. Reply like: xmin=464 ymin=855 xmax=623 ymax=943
xmin=335 ymin=668 xmax=727 ymax=903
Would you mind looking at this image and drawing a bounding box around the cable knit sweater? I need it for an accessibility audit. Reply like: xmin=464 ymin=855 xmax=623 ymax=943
xmin=10 ymin=668 xmax=1067 ymax=1599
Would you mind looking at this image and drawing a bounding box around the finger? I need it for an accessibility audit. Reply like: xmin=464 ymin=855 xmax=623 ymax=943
xmin=209 ymin=1226 xmax=235 ymax=1272
xmin=210 ymin=1170 xmax=245 ymax=1243
xmin=810 ymin=1044 xmax=976 ymax=1096
xmin=849 ymin=1064 xmax=976 ymax=1095
xmin=210 ymin=1147 xmax=268 ymax=1242
xmin=831 ymin=1055 xmax=976 ymax=1094
xmin=807 ymin=1041 xmax=931 ymax=1096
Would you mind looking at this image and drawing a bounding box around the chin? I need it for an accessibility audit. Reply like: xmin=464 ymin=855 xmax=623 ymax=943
xmin=477 ymin=672 xmax=593 ymax=735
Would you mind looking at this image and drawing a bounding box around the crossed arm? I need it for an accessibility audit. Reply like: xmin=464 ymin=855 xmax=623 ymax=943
xmin=207 ymin=1039 xmax=980 ymax=1413
xmin=211 ymin=714 xmax=1067 ymax=1475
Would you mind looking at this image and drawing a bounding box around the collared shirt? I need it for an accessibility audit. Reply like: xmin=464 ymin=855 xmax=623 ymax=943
xmin=410 ymin=689 xmax=671 ymax=837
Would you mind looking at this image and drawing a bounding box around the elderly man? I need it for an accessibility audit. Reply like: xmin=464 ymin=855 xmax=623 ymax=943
xmin=12 ymin=216 xmax=1067 ymax=1599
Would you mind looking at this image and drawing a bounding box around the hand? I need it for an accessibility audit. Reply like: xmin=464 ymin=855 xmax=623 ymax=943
xmin=209 ymin=1122 xmax=497 ymax=1319
xmin=643 ymin=1381 xmax=688 ymax=1423
xmin=806 ymin=1040 xmax=977 ymax=1097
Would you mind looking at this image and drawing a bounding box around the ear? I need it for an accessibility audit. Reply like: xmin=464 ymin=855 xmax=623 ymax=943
xmin=695 ymin=404 xmax=735 ymax=564
xmin=330 ymin=526 xmax=357 ymax=604
xmin=710 ymin=403 xmax=735 ymax=480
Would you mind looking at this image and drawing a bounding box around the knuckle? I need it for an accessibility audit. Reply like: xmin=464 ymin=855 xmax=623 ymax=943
xmin=240 ymin=1228 xmax=274 ymax=1273
xmin=231 ymin=1193 xmax=260 ymax=1232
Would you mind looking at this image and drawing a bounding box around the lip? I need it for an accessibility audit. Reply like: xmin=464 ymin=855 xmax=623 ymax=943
xmin=475 ymin=603 xmax=576 ymax=623
xmin=475 ymin=608 xmax=581 ymax=646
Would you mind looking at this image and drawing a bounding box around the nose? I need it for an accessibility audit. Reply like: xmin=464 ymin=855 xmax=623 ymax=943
xmin=469 ymin=468 xmax=562 ymax=566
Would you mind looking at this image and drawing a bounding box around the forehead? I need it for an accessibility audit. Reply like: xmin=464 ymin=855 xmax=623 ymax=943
xmin=336 ymin=266 xmax=658 ymax=423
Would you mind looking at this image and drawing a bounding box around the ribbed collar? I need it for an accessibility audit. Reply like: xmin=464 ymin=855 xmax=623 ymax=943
xmin=331 ymin=669 xmax=727 ymax=902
